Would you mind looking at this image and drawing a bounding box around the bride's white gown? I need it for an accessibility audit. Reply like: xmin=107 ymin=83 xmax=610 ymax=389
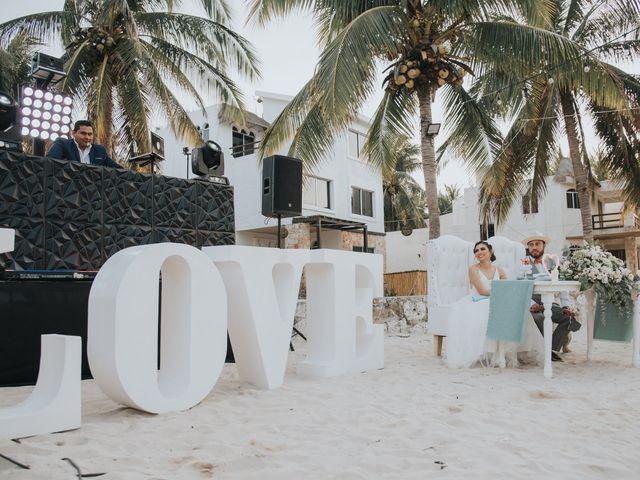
xmin=445 ymin=268 xmax=543 ymax=368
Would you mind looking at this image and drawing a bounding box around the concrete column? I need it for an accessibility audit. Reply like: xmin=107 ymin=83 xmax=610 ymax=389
xmin=625 ymin=237 xmax=639 ymax=273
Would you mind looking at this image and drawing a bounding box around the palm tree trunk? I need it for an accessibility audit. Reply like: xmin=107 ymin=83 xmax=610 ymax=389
xmin=418 ymin=89 xmax=439 ymax=239
xmin=560 ymin=91 xmax=593 ymax=243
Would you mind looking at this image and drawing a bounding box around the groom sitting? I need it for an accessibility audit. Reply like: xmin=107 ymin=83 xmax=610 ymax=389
xmin=523 ymin=233 xmax=581 ymax=362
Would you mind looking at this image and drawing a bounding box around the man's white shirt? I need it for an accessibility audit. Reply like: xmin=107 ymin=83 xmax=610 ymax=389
xmin=529 ymin=257 xmax=569 ymax=307
xmin=74 ymin=140 xmax=91 ymax=164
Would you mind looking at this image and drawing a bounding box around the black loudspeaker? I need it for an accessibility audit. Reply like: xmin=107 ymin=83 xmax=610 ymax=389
xmin=261 ymin=155 xmax=302 ymax=217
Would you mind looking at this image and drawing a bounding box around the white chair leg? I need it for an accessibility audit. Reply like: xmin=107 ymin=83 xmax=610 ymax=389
xmin=496 ymin=341 xmax=506 ymax=368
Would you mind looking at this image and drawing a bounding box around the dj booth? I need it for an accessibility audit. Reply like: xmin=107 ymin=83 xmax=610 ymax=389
xmin=0 ymin=151 xmax=236 ymax=385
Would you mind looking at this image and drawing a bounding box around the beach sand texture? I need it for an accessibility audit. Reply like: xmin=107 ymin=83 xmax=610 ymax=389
xmin=1 ymin=329 xmax=639 ymax=479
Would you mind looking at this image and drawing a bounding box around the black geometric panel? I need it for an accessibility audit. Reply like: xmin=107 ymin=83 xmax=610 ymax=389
xmin=0 ymin=216 xmax=45 ymax=270
xmin=198 ymin=231 xmax=235 ymax=248
xmin=153 ymin=176 xmax=198 ymax=229
xmin=45 ymin=160 xmax=103 ymax=224
xmin=0 ymin=152 xmax=46 ymax=219
xmin=1 ymin=154 xmax=235 ymax=271
xmin=103 ymin=224 xmax=154 ymax=260
xmin=45 ymin=221 xmax=103 ymax=270
xmin=103 ymin=168 xmax=153 ymax=226
xmin=196 ymin=182 xmax=235 ymax=233
xmin=155 ymin=227 xmax=197 ymax=246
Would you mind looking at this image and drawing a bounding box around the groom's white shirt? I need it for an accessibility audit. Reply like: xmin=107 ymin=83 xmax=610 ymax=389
xmin=529 ymin=256 xmax=569 ymax=307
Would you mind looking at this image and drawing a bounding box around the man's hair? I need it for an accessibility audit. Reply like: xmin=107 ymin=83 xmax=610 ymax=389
xmin=73 ymin=120 xmax=93 ymax=131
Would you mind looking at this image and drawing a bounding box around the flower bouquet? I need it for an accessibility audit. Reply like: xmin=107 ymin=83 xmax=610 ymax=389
xmin=559 ymin=244 xmax=640 ymax=318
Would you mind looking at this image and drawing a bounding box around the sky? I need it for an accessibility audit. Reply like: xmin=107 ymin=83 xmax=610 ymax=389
xmin=1 ymin=1 xmax=638 ymax=190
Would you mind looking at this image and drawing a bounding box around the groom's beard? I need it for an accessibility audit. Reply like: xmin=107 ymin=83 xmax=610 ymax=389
xmin=530 ymin=251 xmax=544 ymax=260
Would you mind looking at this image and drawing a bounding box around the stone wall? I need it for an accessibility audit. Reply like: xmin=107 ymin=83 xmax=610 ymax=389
xmin=373 ymin=296 xmax=427 ymax=334
xmin=284 ymin=223 xmax=311 ymax=249
xmin=341 ymin=230 xmax=385 ymax=253
xmin=294 ymin=295 xmax=428 ymax=336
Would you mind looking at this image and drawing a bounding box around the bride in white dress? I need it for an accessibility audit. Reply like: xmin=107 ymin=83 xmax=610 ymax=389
xmin=446 ymin=241 xmax=542 ymax=368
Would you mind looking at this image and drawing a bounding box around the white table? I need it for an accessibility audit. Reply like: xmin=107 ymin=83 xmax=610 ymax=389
xmin=533 ymin=280 xmax=581 ymax=378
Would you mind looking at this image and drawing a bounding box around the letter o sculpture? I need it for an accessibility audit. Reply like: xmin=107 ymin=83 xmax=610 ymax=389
xmin=88 ymin=243 xmax=227 ymax=413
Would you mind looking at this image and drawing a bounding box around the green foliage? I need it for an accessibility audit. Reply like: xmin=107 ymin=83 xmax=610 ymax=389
xmin=437 ymin=183 xmax=461 ymax=215
xmin=0 ymin=32 xmax=41 ymax=96
xmin=382 ymin=135 xmax=426 ymax=232
xmin=247 ymin=0 xmax=587 ymax=238
xmin=474 ymin=0 xmax=640 ymax=226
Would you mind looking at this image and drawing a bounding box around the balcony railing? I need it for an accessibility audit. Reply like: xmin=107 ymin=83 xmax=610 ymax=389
xmin=592 ymin=212 xmax=640 ymax=230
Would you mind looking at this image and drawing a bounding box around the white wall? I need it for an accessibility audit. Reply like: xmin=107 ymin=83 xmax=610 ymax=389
xmin=385 ymin=229 xmax=428 ymax=273
xmin=157 ymin=92 xmax=385 ymax=239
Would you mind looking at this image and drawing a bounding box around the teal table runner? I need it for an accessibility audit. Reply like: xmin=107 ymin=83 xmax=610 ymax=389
xmin=487 ymin=280 xmax=534 ymax=342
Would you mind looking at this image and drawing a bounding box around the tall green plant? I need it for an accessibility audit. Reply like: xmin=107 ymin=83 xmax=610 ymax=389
xmin=246 ymin=0 xmax=595 ymax=239
xmin=438 ymin=184 xmax=461 ymax=215
xmin=383 ymin=135 xmax=426 ymax=231
xmin=0 ymin=0 xmax=259 ymax=160
xmin=0 ymin=32 xmax=40 ymax=96
xmin=472 ymin=0 xmax=640 ymax=242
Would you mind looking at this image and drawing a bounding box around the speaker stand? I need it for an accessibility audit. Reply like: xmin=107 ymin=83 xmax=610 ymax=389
xmin=277 ymin=214 xmax=283 ymax=249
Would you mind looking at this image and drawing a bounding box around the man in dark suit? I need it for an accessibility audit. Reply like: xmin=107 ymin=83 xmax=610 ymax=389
xmin=46 ymin=120 xmax=121 ymax=168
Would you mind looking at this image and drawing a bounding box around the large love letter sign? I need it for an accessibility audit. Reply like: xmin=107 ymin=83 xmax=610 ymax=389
xmin=88 ymin=243 xmax=227 ymax=413
xmin=298 ymin=249 xmax=384 ymax=377
xmin=0 ymin=228 xmax=81 ymax=439
xmin=203 ymin=246 xmax=309 ymax=389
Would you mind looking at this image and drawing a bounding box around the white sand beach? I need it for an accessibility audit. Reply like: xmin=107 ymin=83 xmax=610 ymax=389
xmin=1 ymin=328 xmax=640 ymax=479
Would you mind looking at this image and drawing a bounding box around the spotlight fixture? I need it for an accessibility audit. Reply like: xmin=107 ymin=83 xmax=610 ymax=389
xmin=20 ymin=85 xmax=72 ymax=141
xmin=191 ymin=140 xmax=225 ymax=177
xmin=0 ymin=91 xmax=17 ymax=131
xmin=0 ymin=91 xmax=22 ymax=152
xmin=426 ymin=123 xmax=441 ymax=136
xmin=31 ymin=52 xmax=66 ymax=85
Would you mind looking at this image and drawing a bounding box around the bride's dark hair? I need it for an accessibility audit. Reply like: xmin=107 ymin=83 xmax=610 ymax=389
xmin=473 ymin=241 xmax=496 ymax=262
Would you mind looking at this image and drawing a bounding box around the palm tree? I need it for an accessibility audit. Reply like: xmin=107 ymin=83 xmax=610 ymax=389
xmin=0 ymin=0 xmax=259 ymax=161
xmin=246 ymin=1 xmax=595 ymax=239
xmin=0 ymin=32 xmax=40 ymax=97
xmin=474 ymin=0 xmax=640 ymax=243
xmin=382 ymin=135 xmax=426 ymax=232
xmin=438 ymin=184 xmax=461 ymax=216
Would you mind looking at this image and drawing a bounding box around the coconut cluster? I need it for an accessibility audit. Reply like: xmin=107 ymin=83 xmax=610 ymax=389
xmin=72 ymin=26 xmax=123 ymax=57
xmin=386 ymin=18 xmax=469 ymax=93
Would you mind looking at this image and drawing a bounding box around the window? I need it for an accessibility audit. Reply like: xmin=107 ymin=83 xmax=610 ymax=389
xmin=609 ymin=249 xmax=626 ymax=262
xmin=348 ymin=130 xmax=366 ymax=158
xmin=351 ymin=187 xmax=373 ymax=217
xmin=479 ymin=223 xmax=495 ymax=241
xmin=353 ymin=246 xmax=375 ymax=253
xmin=566 ymin=189 xmax=580 ymax=209
xmin=522 ymin=194 xmax=539 ymax=214
xmin=232 ymin=127 xmax=256 ymax=157
xmin=303 ymin=176 xmax=331 ymax=209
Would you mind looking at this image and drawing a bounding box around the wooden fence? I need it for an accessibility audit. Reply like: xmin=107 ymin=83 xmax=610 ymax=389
xmin=383 ymin=270 xmax=427 ymax=297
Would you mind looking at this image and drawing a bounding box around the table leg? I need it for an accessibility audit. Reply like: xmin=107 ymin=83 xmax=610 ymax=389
xmin=633 ymin=294 xmax=640 ymax=368
xmin=585 ymin=289 xmax=596 ymax=362
xmin=542 ymin=293 xmax=555 ymax=378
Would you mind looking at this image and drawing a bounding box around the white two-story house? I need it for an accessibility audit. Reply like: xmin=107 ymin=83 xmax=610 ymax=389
xmin=158 ymin=91 xmax=385 ymax=255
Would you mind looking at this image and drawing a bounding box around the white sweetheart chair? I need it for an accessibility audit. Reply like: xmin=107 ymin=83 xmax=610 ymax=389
xmin=426 ymin=235 xmax=474 ymax=356
xmin=426 ymin=235 xmax=524 ymax=356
